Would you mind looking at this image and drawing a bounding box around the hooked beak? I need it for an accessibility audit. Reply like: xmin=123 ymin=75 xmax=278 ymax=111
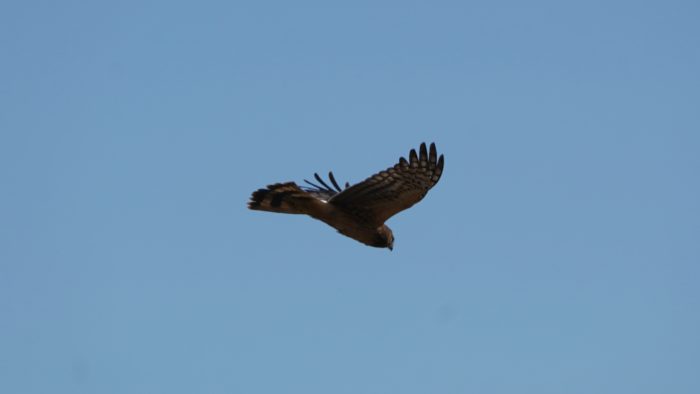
xmin=388 ymin=244 xmax=393 ymax=251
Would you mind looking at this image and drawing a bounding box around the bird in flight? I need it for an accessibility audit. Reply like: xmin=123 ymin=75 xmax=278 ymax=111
xmin=248 ymin=142 xmax=444 ymax=250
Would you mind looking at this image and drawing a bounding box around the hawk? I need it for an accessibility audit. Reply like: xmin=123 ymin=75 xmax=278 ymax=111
xmin=248 ymin=142 xmax=444 ymax=250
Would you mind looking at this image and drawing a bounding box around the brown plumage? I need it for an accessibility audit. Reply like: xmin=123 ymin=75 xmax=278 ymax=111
xmin=248 ymin=142 xmax=445 ymax=250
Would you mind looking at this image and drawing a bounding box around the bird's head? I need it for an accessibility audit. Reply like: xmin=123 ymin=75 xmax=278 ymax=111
xmin=375 ymin=225 xmax=394 ymax=251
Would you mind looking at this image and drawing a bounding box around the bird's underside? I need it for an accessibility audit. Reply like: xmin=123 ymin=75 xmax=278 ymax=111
xmin=248 ymin=142 xmax=444 ymax=250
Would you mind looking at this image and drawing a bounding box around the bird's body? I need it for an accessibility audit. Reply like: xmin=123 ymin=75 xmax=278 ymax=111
xmin=248 ymin=142 xmax=444 ymax=250
xmin=249 ymin=182 xmax=389 ymax=246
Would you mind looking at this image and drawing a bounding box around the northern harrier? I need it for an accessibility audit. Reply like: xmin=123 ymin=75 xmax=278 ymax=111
xmin=248 ymin=142 xmax=444 ymax=250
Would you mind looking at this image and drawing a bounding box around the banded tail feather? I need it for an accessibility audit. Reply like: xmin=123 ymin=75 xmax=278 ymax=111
xmin=248 ymin=182 xmax=321 ymax=214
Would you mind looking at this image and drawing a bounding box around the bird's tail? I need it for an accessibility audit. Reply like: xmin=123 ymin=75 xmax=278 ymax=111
xmin=248 ymin=182 xmax=320 ymax=215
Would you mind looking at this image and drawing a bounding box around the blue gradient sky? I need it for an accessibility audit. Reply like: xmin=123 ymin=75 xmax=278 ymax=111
xmin=2 ymin=1 xmax=699 ymax=393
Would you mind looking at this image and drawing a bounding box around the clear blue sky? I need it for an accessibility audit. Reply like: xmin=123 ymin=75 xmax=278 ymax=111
xmin=1 ymin=1 xmax=699 ymax=393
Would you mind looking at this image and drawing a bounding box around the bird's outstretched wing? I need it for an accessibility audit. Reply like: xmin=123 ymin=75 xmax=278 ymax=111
xmin=329 ymin=142 xmax=444 ymax=226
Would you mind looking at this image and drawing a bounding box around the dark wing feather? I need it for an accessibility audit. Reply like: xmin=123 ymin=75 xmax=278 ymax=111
xmin=302 ymin=171 xmax=347 ymax=201
xmin=329 ymin=142 xmax=444 ymax=226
